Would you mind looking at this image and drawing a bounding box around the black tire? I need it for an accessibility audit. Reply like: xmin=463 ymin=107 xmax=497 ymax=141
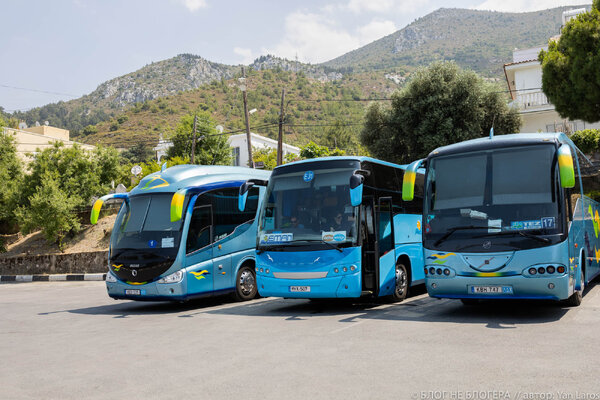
xmin=460 ymin=299 xmax=480 ymax=306
xmin=233 ymin=265 xmax=258 ymax=301
xmin=565 ymin=267 xmax=585 ymax=307
xmin=390 ymin=263 xmax=409 ymax=302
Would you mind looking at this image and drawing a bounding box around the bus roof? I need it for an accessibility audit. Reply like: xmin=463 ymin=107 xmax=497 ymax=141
xmin=274 ymin=156 xmax=409 ymax=171
xmin=130 ymin=165 xmax=271 ymax=195
xmin=427 ymin=133 xmax=570 ymax=159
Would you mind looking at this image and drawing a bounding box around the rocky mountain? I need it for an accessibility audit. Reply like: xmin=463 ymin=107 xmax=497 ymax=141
xmin=322 ymin=6 xmax=584 ymax=75
xmin=10 ymin=6 xmax=586 ymax=136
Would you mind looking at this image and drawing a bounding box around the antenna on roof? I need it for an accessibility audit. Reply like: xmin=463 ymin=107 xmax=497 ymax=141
xmin=489 ymin=115 xmax=496 ymax=139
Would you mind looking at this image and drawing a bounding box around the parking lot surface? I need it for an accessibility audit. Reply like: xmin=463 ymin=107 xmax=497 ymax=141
xmin=1 ymin=282 xmax=600 ymax=400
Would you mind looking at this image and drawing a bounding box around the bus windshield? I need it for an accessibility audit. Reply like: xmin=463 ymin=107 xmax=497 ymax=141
xmin=110 ymin=193 xmax=185 ymax=258
xmin=424 ymin=144 xmax=564 ymax=252
xmin=258 ymin=163 xmax=359 ymax=250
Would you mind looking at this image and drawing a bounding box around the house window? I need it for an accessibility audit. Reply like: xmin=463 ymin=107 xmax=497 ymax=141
xmin=232 ymin=147 xmax=240 ymax=166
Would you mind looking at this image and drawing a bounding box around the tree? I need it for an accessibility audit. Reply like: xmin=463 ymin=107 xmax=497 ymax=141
xmin=16 ymin=142 xmax=125 ymax=248
xmin=15 ymin=173 xmax=80 ymax=250
xmin=0 ymin=126 xmax=23 ymax=230
xmin=167 ymin=112 xmax=231 ymax=165
xmin=570 ymin=129 xmax=600 ymax=154
xmin=324 ymin=119 xmax=360 ymax=155
xmin=539 ymin=1 xmax=600 ymax=123
xmin=361 ymin=61 xmax=521 ymax=163
xmin=121 ymin=143 xmax=154 ymax=163
xmin=252 ymin=147 xmax=277 ymax=170
xmin=299 ymin=141 xmax=346 ymax=159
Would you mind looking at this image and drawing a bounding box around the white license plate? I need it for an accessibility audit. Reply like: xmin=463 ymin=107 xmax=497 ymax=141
xmin=125 ymin=289 xmax=141 ymax=295
xmin=290 ymin=286 xmax=310 ymax=292
xmin=470 ymin=286 xmax=513 ymax=294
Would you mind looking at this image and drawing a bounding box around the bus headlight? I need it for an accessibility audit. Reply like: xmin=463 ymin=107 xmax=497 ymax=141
xmin=105 ymin=272 xmax=117 ymax=283
xmin=157 ymin=270 xmax=184 ymax=284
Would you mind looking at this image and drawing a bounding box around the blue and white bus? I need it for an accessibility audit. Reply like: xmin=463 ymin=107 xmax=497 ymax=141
xmin=91 ymin=165 xmax=270 ymax=302
xmin=239 ymin=157 xmax=425 ymax=301
xmin=402 ymin=133 xmax=600 ymax=306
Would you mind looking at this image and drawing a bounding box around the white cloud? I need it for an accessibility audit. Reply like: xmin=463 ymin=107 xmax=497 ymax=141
xmin=357 ymin=20 xmax=397 ymax=43
xmin=346 ymin=0 xmax=427 ymax=14
xmin=348 ymin=0 xmax=395 ymax=13
xmin=473 ymin=0 xmax=589 ymax=12
xmin=263 ymin=12 xmax=361 ymax=63
xmin=234 ymin=47 xmax=254 ymax=64
xmin=179 ymin=0 xmax=207 ymax=12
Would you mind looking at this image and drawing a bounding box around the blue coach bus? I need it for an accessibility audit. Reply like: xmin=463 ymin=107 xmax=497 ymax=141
xmin=238 ymin=157 xmax=425 ymax=301
xmin=91 ymin=165 xmax=270 ymax=302
xmin=402 ymin=133 xmax=600 ymax=306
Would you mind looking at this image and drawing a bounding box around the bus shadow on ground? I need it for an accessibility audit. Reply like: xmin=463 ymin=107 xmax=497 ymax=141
xmin=51 ymin=295 xmax=237 ymax=318
xmin=203 ymin=282 xmax=597 ymax=328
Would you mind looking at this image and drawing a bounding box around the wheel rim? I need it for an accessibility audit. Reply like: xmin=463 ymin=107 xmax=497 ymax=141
xmin=239 ymin=269 xmax=255 ymax=296
xmin=395 ymin=266 xmax=407 ymax=297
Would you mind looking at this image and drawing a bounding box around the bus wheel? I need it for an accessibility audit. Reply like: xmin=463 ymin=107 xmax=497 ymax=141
xmin=391 ymin=263 xmax=409 ymax=302
xmin=565 ymin=268 xmax=585 ymax=307
xmin=233 ymin=265 xmax=257 ymax=301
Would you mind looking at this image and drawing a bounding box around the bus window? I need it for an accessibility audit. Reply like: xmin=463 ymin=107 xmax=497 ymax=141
xmin=187 ymin=205 xmax=212 ymax=254
xmin=378 ymin=198 xmax=394 ymax=256
xmin=211 ymin=187 xmax=260 ymax=242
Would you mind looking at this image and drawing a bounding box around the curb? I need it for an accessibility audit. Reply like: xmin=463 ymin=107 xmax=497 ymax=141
xmin=0 ymin=273 xmax=106 ymax=283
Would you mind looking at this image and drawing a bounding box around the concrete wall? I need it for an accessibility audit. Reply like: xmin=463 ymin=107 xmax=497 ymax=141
xmin=23 ymin=125 xmax=70 ymax=141
xmin=2 ymin=128 xmax=96 ymax=163
xmin=0 ymin=251 xmax=108 ymax=275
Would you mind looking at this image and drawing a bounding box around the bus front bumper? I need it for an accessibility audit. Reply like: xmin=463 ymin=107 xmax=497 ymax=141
xmin=257 ymin=271 xmax=362 ymax=298
xmin=106 ymin=277 xmax=188 ymax=302
xmin=426 ymin=274 xmax=570 ymax=301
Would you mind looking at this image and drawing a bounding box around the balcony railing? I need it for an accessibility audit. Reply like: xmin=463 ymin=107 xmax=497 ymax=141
xmin=516 ymin=90 xmax=550 ymax=110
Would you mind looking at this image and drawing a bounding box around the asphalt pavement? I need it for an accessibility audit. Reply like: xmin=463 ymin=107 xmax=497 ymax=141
xmin=1 ymin=281 xmax=600 ymax=400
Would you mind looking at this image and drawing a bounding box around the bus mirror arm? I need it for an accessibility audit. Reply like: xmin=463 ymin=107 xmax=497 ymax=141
xmin=238 ymin=179 xmax=269 ymax=212
xmin=90 ymin=193 xmax=129 ymax=225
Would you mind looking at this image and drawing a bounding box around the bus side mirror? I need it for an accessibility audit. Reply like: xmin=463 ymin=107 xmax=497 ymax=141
xmin=558 ymin=144 xmax=575 ymax=188
xmin=349 ymin=174 xmax=364 ymax=207
xmin=238 ymin=181 xmax=255 ymax=211
xmin=90 ymin=193 xmax=128 ymax=224
xmin=402 ymin=159 xmax=424 ymax=201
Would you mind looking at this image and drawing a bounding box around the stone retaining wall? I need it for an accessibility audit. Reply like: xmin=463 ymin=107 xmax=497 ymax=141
xmin=0 ymin=251 xmax=108 ymax=275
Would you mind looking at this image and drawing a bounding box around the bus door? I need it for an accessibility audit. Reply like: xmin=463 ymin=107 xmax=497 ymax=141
xmin=185 ymin=204 xmax=214 ymax=294
xmin=361 ymin=196 xmax=378 ymax=293
xmin=377 ymin=197 xmax=396 ymax=296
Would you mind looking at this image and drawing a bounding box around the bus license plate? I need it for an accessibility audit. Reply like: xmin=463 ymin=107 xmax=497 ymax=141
xmin=290 ymin=286 xmax=310 ymax=292
xmin=125 ymin=289 xmax=142 ymax=295
xmin=470 ymin=286 xmax=513 ymax=294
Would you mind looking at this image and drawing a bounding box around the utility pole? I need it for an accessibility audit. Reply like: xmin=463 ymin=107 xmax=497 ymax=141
xmin=241 ymin=67 xmax=254 ymax=168
xmin=277 ymin=88 xmax=285 ymax=166
xmin=191 ymin=114 xmax=198 ymax=164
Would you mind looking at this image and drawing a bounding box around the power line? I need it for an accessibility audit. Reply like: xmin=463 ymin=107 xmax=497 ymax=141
xmin=0 ymin=84 xmax=78 ymax=98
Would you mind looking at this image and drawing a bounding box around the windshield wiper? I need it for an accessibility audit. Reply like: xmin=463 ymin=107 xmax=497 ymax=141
xmin=473 ymin=230 xmax=551 ymax=243
xmin=518 ymin=231 xmax=551 ymax=243
xmin=434 ymin=226 xmax=490 ymax=246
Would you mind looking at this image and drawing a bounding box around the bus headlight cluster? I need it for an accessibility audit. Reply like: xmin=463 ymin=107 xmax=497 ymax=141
xmin=524 ymin=265 xmax=565 ymax=277
xmin=157 ymin=270 xmax=184 ymax=284
xmin=105 ymin=271 xmax=117 ymax=283
xmin=426 ymin=267 xmax=453 ymax=277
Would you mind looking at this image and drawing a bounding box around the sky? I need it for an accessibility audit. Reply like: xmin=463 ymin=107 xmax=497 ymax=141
xmin=0 ymin=0 xmax=591 ymax=112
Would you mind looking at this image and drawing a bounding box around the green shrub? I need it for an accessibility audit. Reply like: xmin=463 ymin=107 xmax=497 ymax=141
xmin=571 ymin=129 xmax=600 ymax=154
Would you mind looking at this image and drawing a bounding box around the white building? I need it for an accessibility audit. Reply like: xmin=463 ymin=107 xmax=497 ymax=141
xmin=228 ymin=133 xmax=300 ymax=167
xmin=2 ymin=124 xmax=95 ymax=163
xmin=503 ymin=8 xmax=600 ymax=134
xmin=152 ymin=132 xmax=301 ymax=167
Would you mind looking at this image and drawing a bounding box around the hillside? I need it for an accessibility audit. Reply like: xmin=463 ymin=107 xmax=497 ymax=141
xmin=323 ymin=6 xmax=580 ymax=75
xmin=9 ymin=6 xmax=582 ymax=141
xmin=80 ymin=68 xmax=399 ymax=149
